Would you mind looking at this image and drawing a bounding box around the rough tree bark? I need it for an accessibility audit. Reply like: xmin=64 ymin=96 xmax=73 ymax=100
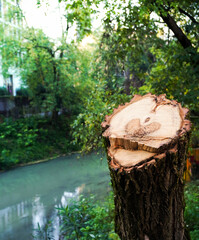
xmin=102 ymin=93 xmax=191 ymax=240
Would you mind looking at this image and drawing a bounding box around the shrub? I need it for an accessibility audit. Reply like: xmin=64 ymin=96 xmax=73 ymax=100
xmin=16 ymin=87 xmax=30 ymax=97
xmin=58 ymin=193 xmax=119 ymax=240
xmin=71 ymin=80 xmax=133 ymax=152
xmin=0 ymin=87 xmax=9 ymax=96
xmin=0 ymin=116 xmax=75 ymax=170
xmin=184 ymin=180 xmax=199 ymax=240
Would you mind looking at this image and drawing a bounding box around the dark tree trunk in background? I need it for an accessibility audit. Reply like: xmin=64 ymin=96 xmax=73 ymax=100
xmin=160 ymin=12 xmax=192 ymax=49
xmin=52 ymin=109 xmax=59 ymax=124
xmin=124 ymin=69 xmax=144 ymax=94
xmin=102 ymin=94 xmax=191 ymax=240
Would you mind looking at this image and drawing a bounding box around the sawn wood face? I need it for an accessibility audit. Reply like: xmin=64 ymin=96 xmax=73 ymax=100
xmin=102 ymin=93 xmax=191 ymax=169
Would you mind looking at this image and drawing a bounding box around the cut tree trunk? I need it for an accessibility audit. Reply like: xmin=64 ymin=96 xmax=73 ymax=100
xmin=102 ymin=93 xmax=191 ymax=240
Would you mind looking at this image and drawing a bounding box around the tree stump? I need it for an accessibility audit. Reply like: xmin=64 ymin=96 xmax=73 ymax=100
xmin=101 ymin=94 xmax=191 ymax=240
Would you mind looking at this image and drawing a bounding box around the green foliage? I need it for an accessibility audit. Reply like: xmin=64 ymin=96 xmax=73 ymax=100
xmin=184 ymin=180 xmax=199 ymax=240
xmin=0 ymin=87 xmax=9 ymax=96
xmin=32 ymin=192 xmax=119 ymax=240
xmin=0 ymin=116 xmax=76 ymax=170
xmin=99 ymin=1 xmax=160 ymax=92
xmin=71 ymin=79 xmax=132 ymax=152
xmin=190 ymin=117 xmax=199 ymax=148
xmin=33 ymin=221 xmax=54 ymax=240
xmin=144 ymin=43 xmax=199 ymax=111
xmin=16 ymin=87 xmax=30 ymax=97
xmin=60 ymin=0 xmax=100 ymax=41
xmin=58 ymin=193 xmax=119 ymax=240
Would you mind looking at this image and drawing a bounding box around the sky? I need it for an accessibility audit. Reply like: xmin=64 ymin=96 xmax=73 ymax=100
xmin=20 ymin=0 xmax=68 ymax=40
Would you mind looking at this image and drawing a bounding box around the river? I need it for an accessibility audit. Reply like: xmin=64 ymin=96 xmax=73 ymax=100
xmin=0 ymin=152 xmax=110 ymax=240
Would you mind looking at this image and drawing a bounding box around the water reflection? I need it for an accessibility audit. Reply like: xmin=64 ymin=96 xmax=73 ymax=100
xmin=60 ymin=184 xmax=85 ymax=206
xmin=0 ymin=201 xmax=30 ymax=240
xmin=32 ymin=184 xmax=86 ymax=239
xmin=0 ymin=184 xmax=97 ymax=239
xmin=0 ymin=153 xmax=110 ymax=240
xmin=32 ymin=196 xmax=45 ymax=230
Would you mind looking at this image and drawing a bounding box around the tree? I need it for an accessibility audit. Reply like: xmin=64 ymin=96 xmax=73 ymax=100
xmin=138 ymin=0 xmax=199 ymax=111
xmin=139 ymin=0 xmax=198 ymax=49
xmin=0 ymin=22 xmax=95 ymax=122
xmin=60 ymin=0 xmax=198 ymax=49
xmin=60 ymin=0 xmax=199 ymax=110
xmin=98 ymin=2 xmax=161 ymax=93
xmin=19 ymin=28 xmax=84 ymax=122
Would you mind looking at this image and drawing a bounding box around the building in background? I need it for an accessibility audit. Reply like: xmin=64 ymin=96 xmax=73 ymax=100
xmin=0 ymin=0 xmax=22 ymax=96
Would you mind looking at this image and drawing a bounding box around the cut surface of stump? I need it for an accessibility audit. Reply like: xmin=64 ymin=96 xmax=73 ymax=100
xmin=109 ymin=147 xmax=155 ymax=168
xmin=102 ymin=93 xmax=190 ymax=168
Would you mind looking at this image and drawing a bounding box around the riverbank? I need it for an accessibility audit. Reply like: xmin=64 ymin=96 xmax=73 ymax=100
xmin=0 ymin=115 xmax=79 ymax=171
xmin=0 ymin=150 xmax=84 ymax=174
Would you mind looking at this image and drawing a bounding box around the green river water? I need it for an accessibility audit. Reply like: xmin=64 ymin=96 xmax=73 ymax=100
xmin=0 ymin=152 xmax=110 ymax=240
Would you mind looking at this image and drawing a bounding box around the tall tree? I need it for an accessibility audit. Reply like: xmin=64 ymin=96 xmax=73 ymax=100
xmin=60 ymin=0 xmax=198 ymax=111
xmin=0 ymin=24 xmax=95 ymax=122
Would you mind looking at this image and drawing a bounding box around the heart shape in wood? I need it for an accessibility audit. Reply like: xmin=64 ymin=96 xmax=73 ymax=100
xmin=125 ymin=118 xmax=161 ymax=137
